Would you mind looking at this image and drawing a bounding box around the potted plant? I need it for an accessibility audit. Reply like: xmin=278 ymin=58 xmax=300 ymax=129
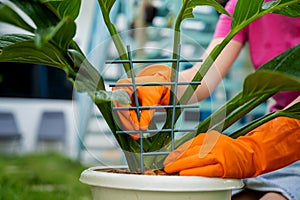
xmin=0 ymin=0 xmax=300 ymax=199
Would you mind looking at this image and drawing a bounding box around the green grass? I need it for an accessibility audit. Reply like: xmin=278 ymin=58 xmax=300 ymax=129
xmin=0 ymin=152 xmax=92 ymax=200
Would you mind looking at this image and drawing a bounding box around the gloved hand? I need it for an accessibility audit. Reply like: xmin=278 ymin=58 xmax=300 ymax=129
xmin=164 ymin=117 xmax=300 ymax=178
xmin=112 ymin=64 xmax=171 ymax=139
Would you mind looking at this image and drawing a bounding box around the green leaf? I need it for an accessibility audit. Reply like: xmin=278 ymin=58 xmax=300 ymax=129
xmin=73 ymin=75 xmax=99 ymax=92
xmin=0 ymin=34 xmax=32 ymax=48
xmin=0 ymin=34 xmax=69 ymax=69
xmin=41 ymin=0 xmax=81 ymax=20
xmin=231 ymin=0 xmax=300 ymax=29
xmin=206 ymin=70 xmax=300 ymax=135
xmin=242 ymin=71 xmax=300 ymax=100
xmin=181 ymin=0 xmax=230 ymax=20
xmin=68 ymin=49 xmax=105 ymax=92
xmin=231 ymin=0 xmax=264 ymax=28
xmin=279 ymin=102 xmax=300 ymax=119
xmin=258 ymin=43 xmax=300 ymax=77
xmin=10 ymin=0 xmax=59 ymax=29
xmin=266 ymin=0 xmax=300 ymax=17
xmin=53 ymin=17 xmax=76 ymax=50
xmin=0 ymin=3 xmax=34 ymax=32
xmin=224 ymin=45 xmax=300 ymax=129
xmin=90 ymin=90 xmax=131 ymax=104
xmin=196 ymin=43 xmax=300 ymax=134
xmin=1 ymin=1 xmax=79 ymax=51
xmin=35 ymin=27 xmax=55 ymax=49
xmin=35 ymin=16 xmax=76 ymax=50
xmin=214 ymin=51 xmax=300 ymax=133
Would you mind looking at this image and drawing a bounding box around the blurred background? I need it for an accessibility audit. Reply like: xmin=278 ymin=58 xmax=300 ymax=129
xmin=0 ymin=0 xmax=267 ymax=199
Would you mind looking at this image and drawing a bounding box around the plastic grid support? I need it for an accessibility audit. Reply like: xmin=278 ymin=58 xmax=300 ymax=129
xmin=107 ymin=45 xmax=202 ymax=172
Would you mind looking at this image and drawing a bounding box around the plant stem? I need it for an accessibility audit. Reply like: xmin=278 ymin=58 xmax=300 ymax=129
xmin=98 ymin=1 xmax=132 ymax=77
xmin=210 ymin=93 xmax=275 ymax=132
xmin=165 ymin=1 xmax=188 ymax=129
xmin=197 ymin=92 xmax=243 ymax=133
xmin=230 ymin=102 xmax=300 ymax=138
xmin=229 ymin=112 xmax=277 ymax=138
xmin=147 ymin=2 xmax=188 ymax=155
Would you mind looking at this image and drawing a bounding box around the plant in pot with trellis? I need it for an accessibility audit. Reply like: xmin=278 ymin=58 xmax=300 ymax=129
xmin=0 ymin=0 xmax=300 ymax=199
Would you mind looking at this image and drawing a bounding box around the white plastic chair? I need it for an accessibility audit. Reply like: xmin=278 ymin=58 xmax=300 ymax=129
xmin=36 ymin=111 xmax=66 ymax=152
xmin=0 ymin=111 xmax=22 ymax=153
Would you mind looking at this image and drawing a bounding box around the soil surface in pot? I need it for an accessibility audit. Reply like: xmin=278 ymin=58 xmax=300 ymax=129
xmin=97 ymin=168 xmax=174 ymax=176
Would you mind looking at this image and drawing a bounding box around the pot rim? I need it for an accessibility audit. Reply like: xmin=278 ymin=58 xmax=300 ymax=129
xmin=79 ymin=165 xmax=244 ymax=192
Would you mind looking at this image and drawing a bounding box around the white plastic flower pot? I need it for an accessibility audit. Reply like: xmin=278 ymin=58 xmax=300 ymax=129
xmin=79 ymin=166 xmax=244 ymax=200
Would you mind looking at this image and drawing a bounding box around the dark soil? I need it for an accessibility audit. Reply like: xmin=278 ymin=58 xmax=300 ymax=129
xmin=97 ymin=168 xmax=174 ymax=176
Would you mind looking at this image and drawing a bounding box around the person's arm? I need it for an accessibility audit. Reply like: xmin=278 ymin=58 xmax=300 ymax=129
xmin=178 ymin=37 xmax=243 ymax=103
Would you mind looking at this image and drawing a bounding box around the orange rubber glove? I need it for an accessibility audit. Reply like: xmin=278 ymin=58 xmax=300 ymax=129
xmin=164 ymin=116 xmax=300 ymax=178
xmin=112 ymin=64 xmax=171 ymax=139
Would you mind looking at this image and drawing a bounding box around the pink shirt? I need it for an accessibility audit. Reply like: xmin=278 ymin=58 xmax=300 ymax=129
xmin=214 ymin=0 xmax=300 ymax=111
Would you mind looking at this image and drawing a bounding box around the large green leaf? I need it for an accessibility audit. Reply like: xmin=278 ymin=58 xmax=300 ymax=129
xmin=0 ymin=34 xmax=32 ymax=48
xmin=232 ymin=0 xmax=300 ymax=30
xmin=241 ymin=42 xmax=300 ymax=100
xmin=35 ymin=16 xmax=76 ymax=50
xmin=231 ymin=0 xmax=264 ymax=28
xmin=74 ymin=74 xmax=100 ymax=92
xmin=2 ymin=0 xmax=79 ymax=53
xmin=52 ymin=17 xmax=76 ymax=50
xmin=196 ymin=44 xmax=300 ymax=135
xmin=265 ymin=0 xmax=300 ymax=17
xmin=0 ymin=3 xmax=34 ymax=32
xmin=258 ymin=44 xmax=300 ymax=77
xmin=279 ymin=102 xmax=300 ymax=119
xmin=181 ymin=0 xmax=230 ymax=20
xmin=215 ymin=43 xmax=300 ymax=131
xmin=68 ymin=49 xmax=105 ymax=92
xmin=10 ymin=0 xmax=59 ymax=28
xmin=242 ymin=71 xmax=300 ymax=99
xmin=0 ymin=34 xmax=69 ymax=69
xmin=41 ymin=0 xmax=81 ymax=20
xmin=202 ymin=70 xmax=300 ymax=135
